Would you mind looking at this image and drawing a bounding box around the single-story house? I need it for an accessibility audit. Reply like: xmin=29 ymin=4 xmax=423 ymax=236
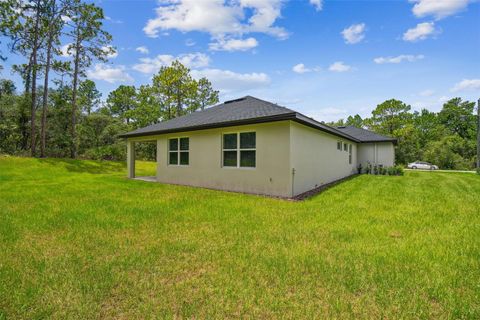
xmin=119 ymin=96 xmax=396 ymax=198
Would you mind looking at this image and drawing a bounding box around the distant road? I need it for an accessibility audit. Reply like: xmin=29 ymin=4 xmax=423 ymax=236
xmin=405 ymin=169 xmax=476 ymax=173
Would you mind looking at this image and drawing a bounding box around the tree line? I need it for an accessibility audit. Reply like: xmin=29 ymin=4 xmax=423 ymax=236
xmin=0 ymin=1 xmax=218 ymax=160
xmin=1 ymin=1 xmax=478 ymax=170
xmin=327 ymin=98 xmax=479 ymax=170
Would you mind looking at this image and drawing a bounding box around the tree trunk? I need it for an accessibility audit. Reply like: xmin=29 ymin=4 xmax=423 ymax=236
xmin=176 ymin=94 xmax=181 ymax=117
xmin=30 ymin=0 xmax=41 ymax=157
xmin=40 ymin=30 xmax=54 ymax=158
xmin=477 ymin=98 xmax=480 ymax=170
xmin=21 ymin=57 xmax=33 ymax=151
xmin=70 ymin=35 xmax=81 ymax=158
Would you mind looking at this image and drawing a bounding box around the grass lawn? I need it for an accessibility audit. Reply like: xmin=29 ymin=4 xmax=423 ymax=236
xmin=0 ymin=156 xmax=479 ymax=319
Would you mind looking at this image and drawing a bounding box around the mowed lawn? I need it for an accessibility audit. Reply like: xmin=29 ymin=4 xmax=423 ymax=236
xmin=0 ymin=156 xmax=479 ymax=319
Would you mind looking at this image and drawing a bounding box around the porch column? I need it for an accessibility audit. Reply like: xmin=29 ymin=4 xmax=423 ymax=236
xmin=127 ymin=140 xmax=135 ymax=178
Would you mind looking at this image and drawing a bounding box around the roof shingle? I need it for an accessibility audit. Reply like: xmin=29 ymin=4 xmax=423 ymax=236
xmin=119 ymin=96 xmax=393 ymax=144
xmin=336 ymin=126 xmax=397 ymax=143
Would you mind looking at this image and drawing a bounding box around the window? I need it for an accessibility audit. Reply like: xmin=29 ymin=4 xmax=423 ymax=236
xmin=223 ymin=132 xmax=256 ymax=168
xmin=344 ymin=143 xmax=348 ymax=151
xmin=168 ymin=137 xmax=189 ymax=165
xmin=337 ymin=141 xmax=342 ymax=150
xmin=348 ymin=144 xmax=352 ymax=164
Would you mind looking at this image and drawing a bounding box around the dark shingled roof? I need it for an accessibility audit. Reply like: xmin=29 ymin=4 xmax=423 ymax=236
xmin=336 ymin=126 xmax=397 ymax=143
xmin=119 ymin=96 xmax=391 ymax=143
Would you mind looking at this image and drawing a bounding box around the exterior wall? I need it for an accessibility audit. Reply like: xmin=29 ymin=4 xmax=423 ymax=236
xmin=289 ymin=122 xmax=357 ymax=196
xmin=357 ymin=142 xmax=395 ymax=168
xmin=127 ymin=121 xmax=395 ymax=198
xmin=149 ymin=121 xmax=292 ymax=197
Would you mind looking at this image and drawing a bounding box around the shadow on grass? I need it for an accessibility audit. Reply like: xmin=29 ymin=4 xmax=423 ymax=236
xmin=38 ymin=158 xmax=126 ymax=174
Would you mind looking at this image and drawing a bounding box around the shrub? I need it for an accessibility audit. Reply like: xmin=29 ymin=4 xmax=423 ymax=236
xmin=387 ymin=165 xmax=404 ymax=176
xmin=365 ymin=163 xmax=372 ymax=174
xmin=83 ymin=143 xmax=126 ymax=161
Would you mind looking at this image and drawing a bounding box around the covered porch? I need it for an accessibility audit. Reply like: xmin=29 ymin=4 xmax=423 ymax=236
xmin=126 ymin=138 xmax=158 ymax=180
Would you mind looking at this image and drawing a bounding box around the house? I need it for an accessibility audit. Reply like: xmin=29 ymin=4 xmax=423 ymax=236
xmin=119 ymin=96 xmax=396 ymax=198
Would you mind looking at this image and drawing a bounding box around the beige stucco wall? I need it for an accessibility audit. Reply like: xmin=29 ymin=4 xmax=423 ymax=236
xmin=289 ymin=122 xmax=357 ymax=196
xmin=127 ymin=121 xmax=395 ymax=197
xmin=145 ymin=121 xmax=292 ymax=197
xmin=357 ymin=142 xmax=395 ymax=168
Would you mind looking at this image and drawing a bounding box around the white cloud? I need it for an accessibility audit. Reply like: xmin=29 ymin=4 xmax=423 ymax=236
xmin=310 ymin=0 xmax=323 ymax=11
xmin=341 ymin=23 xmax=366 ymax=44
xmin=308 ymin=107 xmax=347 ymax=122
xmin=419 ymin=89 xmax=435 ymax=96
xmin=105 ymin=16 xmax=123 ymax=24
xmin=191 ymin=68 xmax=270 ymax=93
xmin=451 ymin=79 xmax=480 ymax=92
xmin=410 ymin=0 xmax=473 ymax=20
xmin=61 ymin=15 xmax=71 ymax=23
xmin=135 ymin=46 xmax=149 ymax=54
xmin=374 ymin=54 xmax=425 ymax=64
xmin=143 ymin=0 xmax=288 ymax=40
xmin=133 ymin=52 xmax=210 ymax=74
xmin=86 ymin=64 xmax=133 ymax=83
xmin=209 ymin=37 xmax=258 ymax=52
xmin=292 ymin=63 xmax=309 ymax=74
xmin=329 ymin=61 xmax=352 ymax=72
xmin=292 ymin=63 xmax=320 ymax=74
xmin=60 ymin=43 xmax=73 ymax=57
xmin=403 ymin=22 xmax=437 ymax=42
xmin=438 ymin=96 xmax=450 ymax=103
xmin=102 ymin=46 xmax=118 ymax=59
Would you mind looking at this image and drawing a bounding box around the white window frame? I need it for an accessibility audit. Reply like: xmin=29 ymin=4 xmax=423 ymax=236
xmin=222 ymin=131 xmax=256 ymax=169
xmin=337 ymin=141 xmax=342 ymax=151
xmin=168 ymin=137 xmax=189 ymax=166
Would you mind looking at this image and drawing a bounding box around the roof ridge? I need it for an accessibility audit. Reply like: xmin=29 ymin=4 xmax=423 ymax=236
xmin=244 ymin=95 xmax=297 ymax=113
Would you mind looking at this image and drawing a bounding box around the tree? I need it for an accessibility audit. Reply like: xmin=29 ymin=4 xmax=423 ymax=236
xmin=477 ymin=99 xmax=480 ymax=172
xmin=152 ymin=60 xmax=197 ymax=120
xmin=0 ymin=0 xmax=18 ymax=64
xmin=424 ymin=135 xmax=471 ymax=170
xmin=0 ymin=80 xmax=21 ymax=153
xmin=438 ymin=98 xmax=476 ymax=140
xmin=40 ymin=0 xmax=68 ymax=157
xmin=78 ymin=79 xmax=101 ymax=114
xmin=370 ymin=99 xmax=412 ymax=135
xmin=128 ymin=85 xmax=161 ymax=128
xmin=11 ymin=0 xmax=45 ymax=156
xmin=392 ymin=124 xmax=421 ymax=164
xmin=193 ymin=77 xmax=219 ymax=111
xmin=106 ymin=85 xmax=136 ymax=123
xmin=0 ymin=79 xmax=16 ymax=98
xmin=345 ymin=114 xmax=363 ymax=128
xmin=65 ymin=0 xmax=113 ymax=158
xmin=326 ymin=119 xmax=345 ymax=127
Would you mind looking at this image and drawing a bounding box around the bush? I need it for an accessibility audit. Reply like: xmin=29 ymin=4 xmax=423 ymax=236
xmin=364 ymin=164 xmax=403 ymax=176
xmin=83 ymin=142 xmax=126 ymax=161
xmin=477 ymin=167 xmax=480 ymax=175
xmin=387 ymin=165 xmax=404 ymax=176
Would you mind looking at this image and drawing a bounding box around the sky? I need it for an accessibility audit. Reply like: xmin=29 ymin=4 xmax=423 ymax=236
xmin=2 ymin=0 xmax=480 ymax=121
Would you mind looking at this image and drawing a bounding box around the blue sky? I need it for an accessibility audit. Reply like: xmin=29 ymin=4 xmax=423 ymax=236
xmin=2 ymin=0 xmax=480 ymax=121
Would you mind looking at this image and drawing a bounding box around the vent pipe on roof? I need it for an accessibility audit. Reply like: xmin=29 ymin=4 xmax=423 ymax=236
xmin=224 ymin=97 xmax=246 ymax=104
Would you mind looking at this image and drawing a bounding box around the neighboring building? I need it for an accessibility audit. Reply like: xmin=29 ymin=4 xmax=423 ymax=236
xmin=119 ymin=96 xmax=396 ymax=198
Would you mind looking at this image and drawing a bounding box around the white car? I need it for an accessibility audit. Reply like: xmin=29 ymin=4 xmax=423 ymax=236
xmin=407 ymin=161 xmax=439 ymax=170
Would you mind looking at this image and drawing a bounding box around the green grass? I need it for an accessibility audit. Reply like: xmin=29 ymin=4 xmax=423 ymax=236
xmin=0 ymin=156 xmax=479 ymax=319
